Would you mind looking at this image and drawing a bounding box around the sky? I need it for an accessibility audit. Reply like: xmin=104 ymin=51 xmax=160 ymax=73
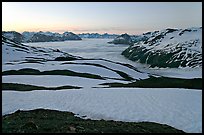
xmin=2 ymin=2 xmax=202 ymax=35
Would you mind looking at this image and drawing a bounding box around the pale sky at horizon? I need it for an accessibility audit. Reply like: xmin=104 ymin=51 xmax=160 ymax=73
xmin=2 ymin=2 xmax=202 ymax=35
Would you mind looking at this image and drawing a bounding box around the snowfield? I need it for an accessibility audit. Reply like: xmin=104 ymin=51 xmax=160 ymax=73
xmin=2 ymin=60 xmax=150 ymax=80
xmin=2 ymin=88 xmax=202 ymax=133
xmin=24 ymin=38 xmax=202 ymax=79
xmin=2 ymin=75 xmax=128 ymax=88
xmin=2 ymin=36 xmax=202 ymax=133
xmin=2 ymin=38 xmax=68 ymax=63
xmin=3 ymin=62 xmax=123 ymax=79
xmin=72 ymin=59 xmax=150 ymax=79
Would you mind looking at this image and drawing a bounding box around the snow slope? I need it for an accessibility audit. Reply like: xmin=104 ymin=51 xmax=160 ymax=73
xmin=2 ymin=35 xmax=202 ymax=133
xmin=24 ymin=38 xmax=202 ymax=79
xmin=122 ymin=27 xmax=202 ymax=68
xmin=3 ymin=63 xmax=122 ymax=79
xmin=71 ymin=60 xmax=150 ymax=79
xmin=2 ymin=35 xmax=79 ymax=64
xmin=2 ymin=36 xmax=151 ymax=81
xmin=2 ymin=75 xmax=128 ymax=88
xmin=2 ymin=31 xmax=23 ymax=43
xmin=2 ymin=88 xmax=202 ymax=133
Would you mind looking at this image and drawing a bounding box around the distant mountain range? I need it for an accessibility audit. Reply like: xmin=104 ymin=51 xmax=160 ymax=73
xmin=2 ymin=31 xmax=82 ymax=43
xmin=2 ymin=31 xmax=121 ymax=43
xmin=78 ymin=33 xmax=119 ymax=39
xmin=2 ymin=27 xmax=202 ymax=68
xmin=121 ymin=27 xmax=202 ymax=68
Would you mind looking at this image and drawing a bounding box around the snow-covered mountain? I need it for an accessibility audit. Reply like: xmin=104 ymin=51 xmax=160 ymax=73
xmin=2 ymin=35 xmax=79 ymax=64
xmin=2 ymin=31 xmax=24 ymax=43
xmin=2 ymin=34 xmax=202 ymax=133
xmin=2 ymin=31 xmax=82 ymax=43
xmin=108 ymin=33 xmax=134 ymax=45
xmin=21 ymin=31 xmax=36 ymax=42
xmin=108 ymin=33 xmax=149 ymax=45
xmin=62 ymin=32 xmax=82 ymax=40
xmin=78 ymin=33 xmax=118 ymax=39
xmin=24 ymin=31 xmax=82 ymax=42
xmin=122 ymin=27 xmax=202 ymax=68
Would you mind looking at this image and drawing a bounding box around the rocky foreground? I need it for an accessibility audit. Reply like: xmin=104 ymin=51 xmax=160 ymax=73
xmin=2 ymin=109 xmax=184 ymax=133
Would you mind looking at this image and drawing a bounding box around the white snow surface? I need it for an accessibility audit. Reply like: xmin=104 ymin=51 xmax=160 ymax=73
xmin=2 ymin=75 xmax=128 ymax=88
xmin=2 ymin=88 xmax=202 ymax=133
xmin=130 ymin=27 xmax=202 ymax=68
xmin=24 ymin=38 xmax=202 ymax=78
xmin=2 ymin=36 xmax=202 ymax=133
xmin=2 ymin=60 xmax=150 ymax=80
xmin=2 ymin=62 xmax=122 ymax=79
xmin=2 ymin=39 xmax=67 ymax=63
xmin=139 ymin=27 xmax=202 ymax=52
xmin=71 ymin=60 xmax=150 ymax=79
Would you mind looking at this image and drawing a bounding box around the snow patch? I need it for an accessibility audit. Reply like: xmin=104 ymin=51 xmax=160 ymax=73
xmin=2 ymin=88 xmax=202 ymax=133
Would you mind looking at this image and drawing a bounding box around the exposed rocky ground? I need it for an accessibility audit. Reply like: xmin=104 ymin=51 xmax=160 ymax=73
xmin=121 ymin=27 xmax=202 ymax=68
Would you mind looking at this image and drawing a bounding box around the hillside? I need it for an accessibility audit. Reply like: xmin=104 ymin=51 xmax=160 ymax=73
xmin=2 ymin=35 xmax=202 ymax=133
xmin=122 ymin=27 xmax=202 ymax=68
xmin=2 ymin=35 xmax=80 ymax=64
xmin=2 ymin=31 xmax=24 ymax=43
